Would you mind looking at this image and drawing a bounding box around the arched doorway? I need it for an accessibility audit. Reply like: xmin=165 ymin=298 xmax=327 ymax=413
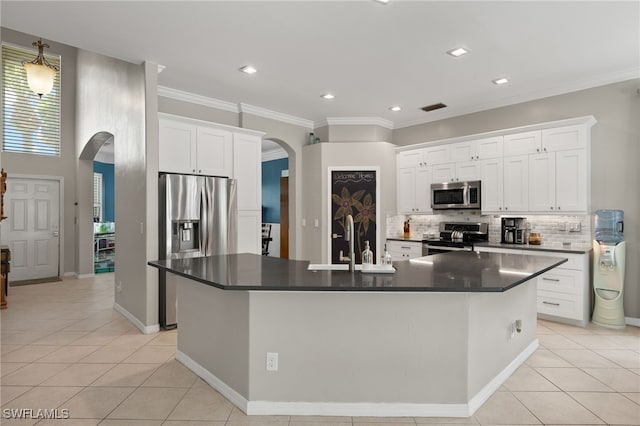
xmin=79 ymin=131 xmax=115 ymax=274
xmin=261 ymin=138 xmax=293 ymax=259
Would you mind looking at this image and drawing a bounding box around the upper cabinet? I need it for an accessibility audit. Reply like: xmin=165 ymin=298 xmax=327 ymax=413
xmin=233 ymin=132 xmax=262 ymax=211
xmin=159 ymin=117 xmax=233 ymax=177
xmin=396 ymin=117 xmax=595 ymax=215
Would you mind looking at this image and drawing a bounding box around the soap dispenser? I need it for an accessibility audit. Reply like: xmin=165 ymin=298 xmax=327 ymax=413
xmin=362 ymin=241 xmax=373 ymax=266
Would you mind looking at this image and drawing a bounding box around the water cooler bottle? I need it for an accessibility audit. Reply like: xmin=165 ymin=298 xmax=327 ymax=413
xmin=592 ymin=209 xmax=626 ymax=328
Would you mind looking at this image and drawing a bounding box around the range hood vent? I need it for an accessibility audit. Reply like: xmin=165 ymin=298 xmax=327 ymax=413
xmin=421 ymin=103 xmax=447 ymax=112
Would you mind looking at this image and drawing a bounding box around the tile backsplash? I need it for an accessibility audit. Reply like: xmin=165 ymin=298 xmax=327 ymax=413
xmin=387 ymin=212 xmax=593 ymax=248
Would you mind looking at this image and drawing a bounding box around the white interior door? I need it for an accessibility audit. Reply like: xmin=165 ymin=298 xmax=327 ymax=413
xmin=1 ymin=177 xmax=60 ymax=281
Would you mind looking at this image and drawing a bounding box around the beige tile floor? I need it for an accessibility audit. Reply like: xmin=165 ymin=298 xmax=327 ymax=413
xmin=1 ymin=274 xmax=639 ymax=425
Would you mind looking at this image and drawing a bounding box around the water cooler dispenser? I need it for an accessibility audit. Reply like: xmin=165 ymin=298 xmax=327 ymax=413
xmin=592 ymin=209 xmax=626 ymax=328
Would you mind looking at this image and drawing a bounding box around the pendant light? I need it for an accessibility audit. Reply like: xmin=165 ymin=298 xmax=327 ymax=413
xmin=22 ymin=39 xmax=59 ymax=98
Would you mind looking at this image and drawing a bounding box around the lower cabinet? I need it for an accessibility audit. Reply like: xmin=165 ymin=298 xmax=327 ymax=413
xmin=386 ymin=240 xmax=422 ymax=261
xmin=474 ymin=246 xmax=590 ymax=326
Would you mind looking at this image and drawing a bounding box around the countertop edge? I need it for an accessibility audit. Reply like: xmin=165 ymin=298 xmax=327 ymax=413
xmin=473 ymin=242 xmax=592 ymax=254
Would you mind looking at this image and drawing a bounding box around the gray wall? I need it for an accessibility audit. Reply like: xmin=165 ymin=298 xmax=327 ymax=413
xmin=158 ymin=96 xmax=239 ymax=127
xmin=76 ymin=50 xmax=148 ymax=323
xmin=393 ymin=79 xmax=640 ymax=319
xmin=301 ymin=141 xmax=397 ymax=263
xmin=315 ymin=124 xmax=393 ymax=143
xmin=0 ymin=28 xmax=77 ymax=275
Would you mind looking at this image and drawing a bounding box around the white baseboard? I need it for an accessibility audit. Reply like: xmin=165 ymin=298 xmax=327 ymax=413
xmin=467 ymin=339 xmax=539 ymax=415
xmin=113 ymin=302 xmax=159 ymax=334
xmin=77 ymin=273 xmax=95 ymax=279
xmin=63 ymin=272 xmax=76 ymax=277
xmin=176 ymin=350 xmax=249 ymax=413
xmin=625 ymin=317 xmax=640 ymax=327
xmin=176 ymin=341 xmax=538 ymax=418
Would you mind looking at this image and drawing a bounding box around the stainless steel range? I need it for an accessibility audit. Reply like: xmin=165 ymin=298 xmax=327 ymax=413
xmin=422 ymin=222 xmax=489 ymax=256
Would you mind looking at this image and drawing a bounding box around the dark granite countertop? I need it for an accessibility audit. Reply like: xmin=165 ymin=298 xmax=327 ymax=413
xmin=474 ymin=241 xmax=592 ymax=254
xmin=148 ymin=251 xmax=566 ymax=293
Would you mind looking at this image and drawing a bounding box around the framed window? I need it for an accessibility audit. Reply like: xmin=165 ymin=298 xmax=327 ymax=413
xmin=2 ymin=43 xmax=61 ymax=156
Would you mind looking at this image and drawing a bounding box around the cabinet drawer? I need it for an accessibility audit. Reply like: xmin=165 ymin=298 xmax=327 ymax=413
xmin=537 ymin=269 xmax=583 ymax=295
xmin=387 ymin=241 xmax=422 ymax=259
xmin=537 ymin=291 xmax=582 ymax=320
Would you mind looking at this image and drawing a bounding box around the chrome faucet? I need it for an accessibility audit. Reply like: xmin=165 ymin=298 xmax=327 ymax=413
xmin=339 ymin=214 xmax=355 ymax=272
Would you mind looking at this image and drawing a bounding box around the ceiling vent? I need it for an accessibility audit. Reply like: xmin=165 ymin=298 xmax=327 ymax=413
xmin=421 ymin=103 xmax=447 ymax=112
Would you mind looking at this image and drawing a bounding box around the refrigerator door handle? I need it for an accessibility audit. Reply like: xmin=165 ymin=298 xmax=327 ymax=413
xmin=200 ymin=185 xmax=208 ymax=256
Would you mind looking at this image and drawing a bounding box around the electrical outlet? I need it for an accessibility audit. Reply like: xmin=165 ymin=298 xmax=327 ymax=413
xmin=557 ymin=222 xmax=566 ymax=231
xmin=569 ymin=222 xmax=581 ymax=232
xmin=266 ymin=352 xmax=278 ymax=371
xmin=116 ymin=280 xmax=123 ymax=292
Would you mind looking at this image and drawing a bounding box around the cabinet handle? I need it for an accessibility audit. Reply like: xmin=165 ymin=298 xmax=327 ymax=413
xmin=476 ymin=155 xmax=479 ymax=160
xmin=401 ymin=246 xmax=411 ymax=249
xmin=557 ymin=206 xmax=561 ymax=210
xmin=192 ymin=169 xmax=196 ymax=173
xmin=471 ymin=156 xmax=474 ymax=160
xmin=505 ymin=207 xmax=508 ymax=210
xmin=499 ymin=207 xmax=502 ymax=210
xmin=550 ymin=206 xmax=554 ymax=210
xmin=198 ymin=169 xmax=202 ymax=173
xmin=543 ymin=301 xmax=560 ymax=306
xmin=543 ymin=147 xmax=547 ymax=152
xmin=537 ymin=148 xmax=540 ymax=152
xmin=542 ymin=278 xmax=560 ymax=282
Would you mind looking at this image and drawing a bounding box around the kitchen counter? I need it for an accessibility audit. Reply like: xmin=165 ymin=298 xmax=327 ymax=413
xmin=474 ymin=241 xmax=592 ymax=254
xmin=148 ymin=251 xmax=567 ymax=418
xmin=148 ymin=251 xmax=566 ymax=293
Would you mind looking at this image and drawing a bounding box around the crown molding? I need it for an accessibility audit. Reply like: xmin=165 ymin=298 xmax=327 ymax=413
xmin=239 ymin=103 xmax=314 ymax=129
xmin=316 ymin=117 xmax=395 ymax=130
xmin=158 ymin=86 xmax=239 ymax=113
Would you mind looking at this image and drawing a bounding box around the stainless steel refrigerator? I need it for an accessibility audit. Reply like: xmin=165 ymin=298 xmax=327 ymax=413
xmin=159 ymin=173 xmax=237 ymax=329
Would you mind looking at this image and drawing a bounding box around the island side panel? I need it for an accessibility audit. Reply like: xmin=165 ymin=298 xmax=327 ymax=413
xmin=467 ymin=279 xmax=538 ymax=399
xmin=176 ymin=274 xmax=251 ymax=398
xmin=247 ymin=291 xmax=470 ymax=404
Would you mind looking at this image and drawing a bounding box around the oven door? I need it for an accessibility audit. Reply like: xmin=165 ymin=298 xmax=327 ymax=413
xmin=422 ymin=242 xmax=473 ymax=256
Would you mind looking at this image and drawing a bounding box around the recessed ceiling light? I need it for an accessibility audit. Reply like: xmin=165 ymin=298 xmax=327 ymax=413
xmin=321 ymin=93 xmax=335 ymax=100
xmin=447 ymin=47 xmax=469 ymax=57
xmin=389 ymin=106 xmax=402 ymax=112
xmin=239 ymin=65 xmax=257 ymax=74
xmin=374 ymin=0 xmax=390 ymax=4
xmin=492 ymin=77 xmax=509 ymax=85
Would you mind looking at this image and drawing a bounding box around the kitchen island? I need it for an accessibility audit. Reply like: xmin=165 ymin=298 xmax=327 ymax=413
xmin=148 ymin=252 xmax=566 ymax=418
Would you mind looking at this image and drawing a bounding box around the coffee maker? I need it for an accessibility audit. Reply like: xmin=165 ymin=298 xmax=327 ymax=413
xmin=502 ymin=217 xmax=527 ymax=244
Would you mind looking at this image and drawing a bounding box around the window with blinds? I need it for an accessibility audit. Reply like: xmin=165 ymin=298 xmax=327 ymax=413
xmin=2 ymin=43 xmax=61 ymax=156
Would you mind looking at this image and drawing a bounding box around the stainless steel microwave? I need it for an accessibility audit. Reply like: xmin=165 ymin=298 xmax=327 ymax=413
xmin=431 ymin=180 xmax=481 ymax=210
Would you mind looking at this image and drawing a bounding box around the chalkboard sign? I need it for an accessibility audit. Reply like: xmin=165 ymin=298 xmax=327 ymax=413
xmin=330 ymin=169 xmax=377 ymax=264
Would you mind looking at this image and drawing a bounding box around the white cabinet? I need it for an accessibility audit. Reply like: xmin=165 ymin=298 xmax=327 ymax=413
xmin=431 ymin=162 xmax=480 ymax=183
xmin=398 ymin=149 xmax=427 ymax=168
xmin=397 ymin=166 xmax=432 ymax=214
xmin=159 ymin=120 xmax=197 ymax=174
xmin=425 ymin=145 xmax=451 ymax=165
xmin=451 ymin=136 xmax=503 ymax=162
xmin=195 ymin=127 xmax=233 ymax=176
xmin=504 ymin=125 xmax=586 ymax=157
xmin=386 ymin=240 xmax=422 ymax=261
xmin=502 ymin=155 xmax=529 ymax=212
xmin=529 ymin=149 xmax=587 ymax=213
xmin=159 ymin=118 xmax=233 ymax=177
xmin=474 ymin=246 xmax=590 ymax=326
xmin=233 ymin=133 xmax=262 ymax=211
xmin=480 ymin=158 xmax=504 ymax=213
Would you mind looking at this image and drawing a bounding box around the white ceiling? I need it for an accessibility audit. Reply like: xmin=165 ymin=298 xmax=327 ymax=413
xmin=2 ymin=1 xmax=638 ymax=129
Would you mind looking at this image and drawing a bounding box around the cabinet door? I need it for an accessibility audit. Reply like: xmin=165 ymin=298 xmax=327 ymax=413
xmin=397 ymin=149 xmax=425 ymax=168
xmin=456 ymin=161 xmax=480 ymax=182
xmin=475 ymin=136 xmax=504 ymax=159
xmin=196 ymin=126 xmax=233 ymax=177
xmin=450 ymin=141 xmax=475 ymax=162
xmin=233 ymin=133 xmax=262 ymax=210
xmin=425 ymin=145 xmax=451 ymax=165
xmin=414 ymin=166 xmax=433 ymax=213
xmin=397 ymin=167 xmax=416 ymax=214
xmin=237 ymin=210 xmax=261 ymax=254
xmin=556 ymin=149 xmax=587 ymax=212
xmin=529 ymin=153 xmax=556 ymax=212
xmin=480 ymin=158 xmax=503 ymax=212
xmin=503 ymin=131 xmax=541 ymax=156
xmin=503 ymin=155 xmax=529 ymax=212
xmin=431 ymin=163 xmax=455 ymax=183
xmin=159 ymin=120 xmax=196 ymax=174
xmin=542 ymin=125 xmax=586 ymax=152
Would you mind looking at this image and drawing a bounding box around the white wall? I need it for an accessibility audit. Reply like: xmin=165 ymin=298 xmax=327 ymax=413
xmin=393 ymin=79 xmax=640 ymax=319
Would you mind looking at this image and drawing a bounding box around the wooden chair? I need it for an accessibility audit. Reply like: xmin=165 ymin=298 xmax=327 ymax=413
xmin=261 ymin=223 xmax=272 ymax=256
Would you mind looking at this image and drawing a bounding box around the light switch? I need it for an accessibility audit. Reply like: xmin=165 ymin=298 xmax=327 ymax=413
xmin=314 ymin=219 xmax=319 ymax=227
xmin=302 ymin=219 xmax=306 ymax=227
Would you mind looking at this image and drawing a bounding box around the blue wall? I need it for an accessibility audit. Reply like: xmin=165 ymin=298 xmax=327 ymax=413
xmin=261 ymin=158 xmax=288 ymax=224
xmin=93 ymin=161 xmax=115 ymax=222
